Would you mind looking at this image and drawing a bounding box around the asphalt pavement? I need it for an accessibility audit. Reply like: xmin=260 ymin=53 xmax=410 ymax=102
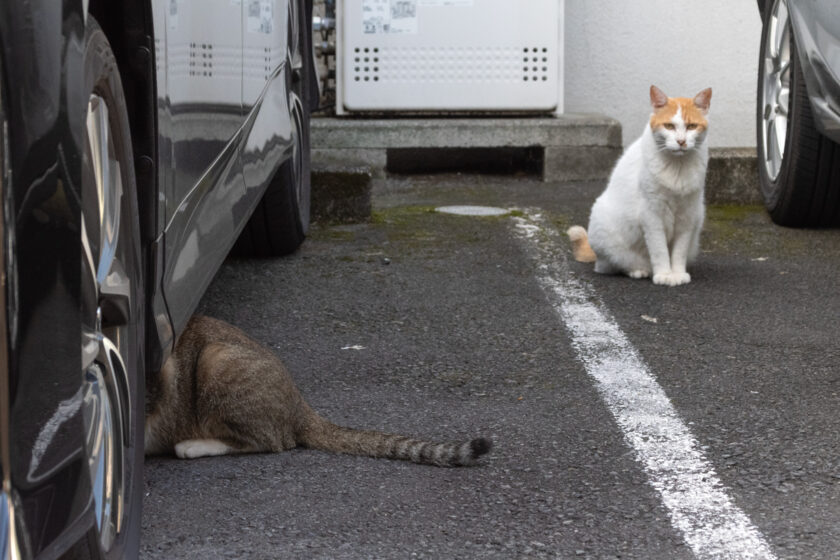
xmin=141 ymin=173 xmax=840 ymax=559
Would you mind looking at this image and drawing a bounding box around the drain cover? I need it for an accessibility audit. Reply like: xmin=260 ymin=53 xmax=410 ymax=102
xmin=435 ymin=205 xmax=510 ymax=216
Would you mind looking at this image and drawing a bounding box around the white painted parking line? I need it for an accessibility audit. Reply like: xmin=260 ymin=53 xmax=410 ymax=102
xmin=510 ymin=210 xmax=776 ymax=560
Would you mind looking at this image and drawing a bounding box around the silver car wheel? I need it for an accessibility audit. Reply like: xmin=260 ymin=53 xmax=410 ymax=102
xmin=288 ymin=1 xmax=305 ymax=209
xmin=760 ymin=0 xmax=791 ymax=181
xmin=288 ymin=94 xmax=305 ymax=206
xmin=81 ymin=93 xmax=133 ymax=552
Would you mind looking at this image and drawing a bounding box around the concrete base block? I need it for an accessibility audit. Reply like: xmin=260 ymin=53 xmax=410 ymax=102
xmin=311 ymin=115 xmax=622 ymax=181
xmin=311 ymin=167 xmax=373 ymax=224
xmin=312 ymin=148 xmax=387 ymax=178
xmin=706 ymin=148 xmax=761 ymax=205
xmin=309 ymin=119 xmax=761 ymax=205
xmin=544 ymin=146 xmax=622 ymax=182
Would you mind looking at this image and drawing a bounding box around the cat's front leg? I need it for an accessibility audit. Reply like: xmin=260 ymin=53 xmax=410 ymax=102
xmin=663 ymin=218 xmax=701 ymax=286
xmin=654 ymin=271 xmax=690 ymax=286
xmin=642 ymin=222 xmax=680 ymax=286
xmin=652 ymin=262 xmax=691 ymax=286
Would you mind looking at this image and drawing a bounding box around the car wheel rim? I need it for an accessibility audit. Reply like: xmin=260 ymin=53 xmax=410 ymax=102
xmin=81 ymin=93 xmax=133 ymax=552
xmin=760 ymin=0 xmax=791 ymax=181
xmin=288 ymin=95 xmax=304 ymax=204
xmin=288 ymin=2 xmax=305 ymax=208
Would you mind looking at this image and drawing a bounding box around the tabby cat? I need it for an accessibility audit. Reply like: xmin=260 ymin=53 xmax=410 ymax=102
xmin=144 ymin=315 xmax=492 ymax=467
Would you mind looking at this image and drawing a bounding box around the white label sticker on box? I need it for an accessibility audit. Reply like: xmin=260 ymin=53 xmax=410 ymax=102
xmin=363 ymin=0 xmax=418 ymax=34
xmin=419 ymin=0 xmax=473 ymax=6
xmin=247 ymin=0 xmax=273 ymax=34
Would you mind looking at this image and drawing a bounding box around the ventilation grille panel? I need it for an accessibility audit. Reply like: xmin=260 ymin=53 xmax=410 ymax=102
xmin=350 ymin=46 xmax=552 ymax=85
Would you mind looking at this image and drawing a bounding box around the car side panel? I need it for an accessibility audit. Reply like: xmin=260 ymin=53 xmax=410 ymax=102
xmin=156 ymin=0 xmax=298 ymax=340
xmin=789 ymin=0 xmax=840 ymax=143
xmin=240 ymin=0 xmax=295 ymax=204
xmin=153 ymin=0 xmax=249 ymax=338
xmin=0 ymin=2 xmax=98 ymax=557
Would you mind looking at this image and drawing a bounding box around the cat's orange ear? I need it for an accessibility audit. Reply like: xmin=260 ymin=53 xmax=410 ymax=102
xmin=694 ymin=88 xmax=712 ymax=114
xmin=650 ymin=85 xmax=668 ymax=109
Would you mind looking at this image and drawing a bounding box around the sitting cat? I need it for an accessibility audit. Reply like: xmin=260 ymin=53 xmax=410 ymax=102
xmin=144 ymin=315 xmax=492 ymax=467
xmin=568 ymin=85 xmax=712 ymax=287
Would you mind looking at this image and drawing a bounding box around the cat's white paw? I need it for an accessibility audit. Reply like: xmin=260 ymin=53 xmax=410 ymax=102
xmin=628 ymin=269 xmax=651 ymax=279
xmin=652 ymin=271 xmax=691 ymax=287
xmin=174 ymin=439 xmax=233 ymax=459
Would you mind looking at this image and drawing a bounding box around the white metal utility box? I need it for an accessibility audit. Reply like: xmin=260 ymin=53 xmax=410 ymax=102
xmin=336 ymin=0 xmax=560 ymax=114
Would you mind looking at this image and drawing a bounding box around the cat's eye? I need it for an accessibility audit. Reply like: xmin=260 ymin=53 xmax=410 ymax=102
xmin=663 ymin=123 xmax=676 ymax=130
xmin=687 ymin=123 xmax=698 ymax=130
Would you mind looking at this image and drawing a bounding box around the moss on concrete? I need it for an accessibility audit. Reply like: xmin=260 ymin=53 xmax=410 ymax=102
xmin=307 ymin=227 xmax=357 ymax=242
xmin=702 ymin=204 xmax=823 ymax=257
xmin=707 ymin=204 xmax=765 ymax=223
xmin=370 ymin=205 xmax=437 ymax=226
xmin=702 ymin=205 xmax=762 ymax=253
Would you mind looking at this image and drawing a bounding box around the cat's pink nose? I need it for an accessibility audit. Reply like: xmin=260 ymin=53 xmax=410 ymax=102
xmin=677 ymin=139 xmax=686 ymax=147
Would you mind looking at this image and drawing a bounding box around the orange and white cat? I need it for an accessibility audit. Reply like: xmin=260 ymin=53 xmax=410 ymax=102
xmin=569 ymin=85 xmax=712 ymax=286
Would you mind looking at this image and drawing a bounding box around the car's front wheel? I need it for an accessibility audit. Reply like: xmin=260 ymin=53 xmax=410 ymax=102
xmin=757 ymin=0 xmax=840 ymax=227
xmin=78 ymin=16 xmax=145 ymax=559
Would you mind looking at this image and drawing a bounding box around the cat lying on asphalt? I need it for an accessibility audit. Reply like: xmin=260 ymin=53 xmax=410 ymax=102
xmin=568 ymin=85 xmax=712 ymax=287
xmin=144 ymin=315 xmax=492 ymax=467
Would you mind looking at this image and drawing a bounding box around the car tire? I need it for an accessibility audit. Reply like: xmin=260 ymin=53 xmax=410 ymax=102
xmin=757 ymin=0 xmax=840 ymax=227
xmin=234 ymin=0 xmax=312 ymax=257
xmin=77 ymin=16 xmax=144 ymax=559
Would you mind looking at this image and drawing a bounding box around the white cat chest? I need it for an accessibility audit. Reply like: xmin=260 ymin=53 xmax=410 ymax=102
xmin=336 ymin=0 xmax=561 ymax=114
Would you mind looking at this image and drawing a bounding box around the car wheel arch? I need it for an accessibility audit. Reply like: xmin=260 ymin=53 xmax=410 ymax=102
xmin=87 ymin=0 xmax=159 ymax=243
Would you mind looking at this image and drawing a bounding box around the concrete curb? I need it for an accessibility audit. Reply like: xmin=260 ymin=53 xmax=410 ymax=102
xmin=706 ymin=148 xmax=761 ymax=205
xmin=311 ymin=115 xmax=622 ymax=182
xmin=310 ymin=116 xmax=762 ymax=206
xmin=311 ymin=166 xmax=372 ymax=224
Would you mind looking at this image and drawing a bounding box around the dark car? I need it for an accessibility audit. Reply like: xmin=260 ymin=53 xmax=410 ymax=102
xmin=756 ymin=0 xmax=840 ymax=226
xmin=0 ymin=1 xmax=317 ymax=558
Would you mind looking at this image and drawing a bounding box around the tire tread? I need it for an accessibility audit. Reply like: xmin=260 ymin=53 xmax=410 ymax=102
xmin=757 ymin=6 xmax=840 ymax=228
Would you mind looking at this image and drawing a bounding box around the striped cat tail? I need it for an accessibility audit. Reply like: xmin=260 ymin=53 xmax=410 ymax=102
xmin=567 ymin=226 xmax=597 ymax=263
xmin=297 ymin=415 xmax=492 ymax=467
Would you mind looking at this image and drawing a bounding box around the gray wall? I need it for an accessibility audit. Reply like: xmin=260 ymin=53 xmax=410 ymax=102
xmin=563 ymin=0 xmax=761 ymax=148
